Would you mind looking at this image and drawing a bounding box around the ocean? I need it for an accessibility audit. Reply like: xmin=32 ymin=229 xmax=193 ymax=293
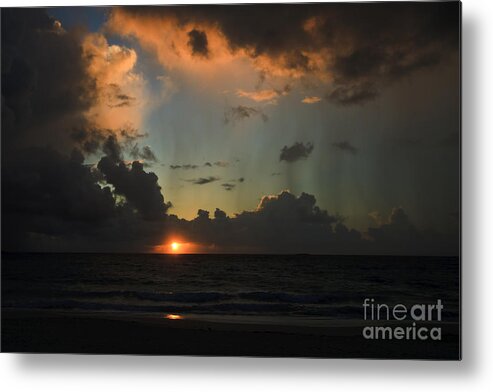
xmin=1 ymin=253 xmax=460 ymax=326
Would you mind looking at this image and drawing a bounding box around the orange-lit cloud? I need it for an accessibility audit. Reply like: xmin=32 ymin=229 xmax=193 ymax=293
xmin=104 ymin=7 xmax=330 ymax=91
xmin=104 ymin=4 xmax=458 ymax=106
xmin=236 ymin=89 xmax=279 ymax=102
xmin=106 ymin=9 xmax=240 ymax=76
xmin=301 ymin=96 xmax=322 ymax=104
xmin=82 ymin=33 xmax=148 ymax=135
xmin=236 ymin=85 xmax=293 ymax=103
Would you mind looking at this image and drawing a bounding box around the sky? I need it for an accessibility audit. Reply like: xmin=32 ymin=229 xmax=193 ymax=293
xmin=1 ymin=3 xmax=460 ymax=255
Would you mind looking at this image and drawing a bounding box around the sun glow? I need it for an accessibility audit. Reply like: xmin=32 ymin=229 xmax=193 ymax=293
xmin=165 ymin=313 xmax=183 ymax=320
xmin=153 ymin=239 xmax=203 ymax=254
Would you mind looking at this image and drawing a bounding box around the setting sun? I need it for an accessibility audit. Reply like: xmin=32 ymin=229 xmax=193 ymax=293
xmin=153 ymin=239 xmax=202 ymax=254
xmin=154 ymin=237 xmax=199 ymax=255
xmin=165 ymin=314 xmax=183 ymax=320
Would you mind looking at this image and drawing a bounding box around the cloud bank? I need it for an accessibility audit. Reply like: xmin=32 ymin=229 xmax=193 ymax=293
xmin=107 ymin=3 xmax=459 ymax=105
xmin=165 ymin=190 xmax=455 ymax=255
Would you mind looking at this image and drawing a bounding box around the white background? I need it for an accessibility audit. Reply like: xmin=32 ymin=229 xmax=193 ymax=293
xmin=0 ymin=0 xmax=491 ymax=390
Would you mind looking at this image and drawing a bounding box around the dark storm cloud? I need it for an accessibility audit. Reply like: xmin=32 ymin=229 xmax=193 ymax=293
xmin=97 ymin=156 xmax=170 ymax=220
xmin=332 ymin=141 xmax=358 ymax=154
xmin=224 ymin=105 xmax=268 ymax=124
xmin=2 ymin=144 xmax=171 ymax=252
xmin=3 ymin=147 xmax=116 ymax=224
xmin=1 ymin=9 xmax=173 ymax=251
xmin=280 ymin=142 xmax=314 ymax=163
xmin=165 ymin=190 xmax=455 ymax=255
xmin=366 ymin=207 xmax=456 ymax=255
xmin=1 ymin=146 xmax=135 ymax=252
xmin=1 ymin=8 xmax=95 ymax=151
xmin=167 ymin=190 xmax=362 ymax=254
xmin=185 ymin=176 xmax=220 ymax=185
xmin=214 ymin=208 xmax=227 ymax=220
xmin=116 ymin=2 xmax=459 ymax=105
xmin=1 ymin=10 xmax=113 ymax=249
xmin=71 ymin=128 xmax=102 ymax=154
xmin=102 ymin=134 xmax=123 ymax=162
xmin=187 ymin=29 xmax=209 ymax=57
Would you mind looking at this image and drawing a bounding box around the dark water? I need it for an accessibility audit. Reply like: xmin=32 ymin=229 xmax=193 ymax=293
xmin=2 ymin=253 xmax=460 ymax=324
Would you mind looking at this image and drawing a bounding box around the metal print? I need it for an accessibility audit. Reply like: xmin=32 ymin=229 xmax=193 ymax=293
xmin=1 ymin=2 xmax=461 ymax=359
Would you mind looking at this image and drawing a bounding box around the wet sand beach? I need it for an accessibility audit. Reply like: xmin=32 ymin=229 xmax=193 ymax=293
xmin=1 ymin=310 xmax=460 ymax=359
